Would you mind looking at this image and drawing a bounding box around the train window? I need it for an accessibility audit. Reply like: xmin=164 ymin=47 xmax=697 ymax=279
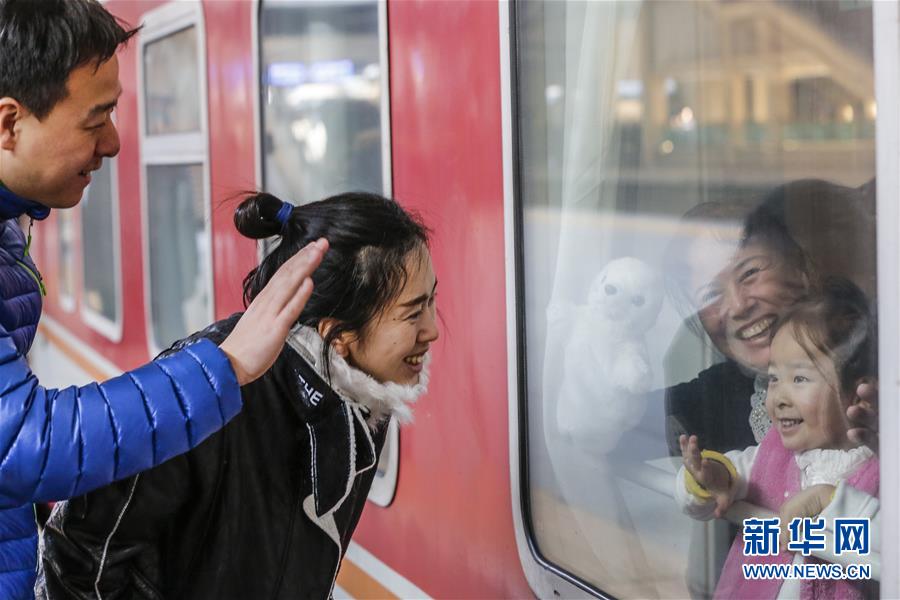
xmin=512 ymin=1 xmax=878 ymax=598
xmin=80 ymin=158 xmax=122 ymax=340
xmin=143 ymin=26 xmax=201 ymax=136
xmin=146 ymin=164 xmax=209 ymax=350
xmin=258 ymin=0 xmax=388 ymax=201
xmin=257 ymin=0 xmax=397 ymax=507
xmin=57 ymin=209 xmax=76 ymax=312
xmin=139 ymin=3 xmax=213 ymax=353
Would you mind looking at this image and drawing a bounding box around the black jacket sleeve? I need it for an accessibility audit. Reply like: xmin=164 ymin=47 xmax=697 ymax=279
xmin=37 ymin=319 xmax=241 ymax=600
xmin=38 ymin=451 xmax=193 ymax=600
xmin=664 ymin=360 xmax=756 ymax=455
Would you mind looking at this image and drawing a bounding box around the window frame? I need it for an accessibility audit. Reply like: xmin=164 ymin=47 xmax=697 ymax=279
xmin=80 ymin=155 xmax=124 ymax=342
xmin=137 ymin=1 xmax=214 ymax=357
xmin=56 ymin=208 xmax=78 ymax=314
xmin=872 ymin=1 xmax=900 ymax=596
xmin=501 ymin=3 xmax=600 ymax=597
xmin=253 ymin=0 xmax=399 ymax=507
xmin=501 ymin=1 xmax=900 ymax=597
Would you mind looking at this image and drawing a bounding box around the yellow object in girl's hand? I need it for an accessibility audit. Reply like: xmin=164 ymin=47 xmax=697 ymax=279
xmin=683 ymin=467 xmax=712 ymax=500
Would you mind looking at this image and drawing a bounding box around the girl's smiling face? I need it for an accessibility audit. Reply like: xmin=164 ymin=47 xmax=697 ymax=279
xmin=766 ymin=325 xmax=853 ymax=451
xmin=342 ymin=248 xmax=439 ymax=385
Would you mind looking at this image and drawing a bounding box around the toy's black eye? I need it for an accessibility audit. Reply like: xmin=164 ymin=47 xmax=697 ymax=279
xmin=632 ymin=295 xmax=645 ymax=307
xmin=605 ymin=284 xmax=617 ymax=295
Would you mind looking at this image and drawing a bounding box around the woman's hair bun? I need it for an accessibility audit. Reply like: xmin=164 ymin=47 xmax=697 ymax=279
xmin=234 ymin=192 xmax=291 ymax=240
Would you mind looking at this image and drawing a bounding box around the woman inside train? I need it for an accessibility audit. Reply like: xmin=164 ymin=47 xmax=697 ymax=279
xmin=36 ymin=191 xmax=439 ymax=599
xmin=676 ymin=278 xmax=879 ymax=599
xmin=661 ymin=179 xmax=880 ymax=596
xmin=663 ymin=178 xmax=878 ymax=457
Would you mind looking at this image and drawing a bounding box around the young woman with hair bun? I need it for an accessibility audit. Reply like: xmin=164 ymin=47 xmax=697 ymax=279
xmin=38 ymin=191 xmax=440 ymax=600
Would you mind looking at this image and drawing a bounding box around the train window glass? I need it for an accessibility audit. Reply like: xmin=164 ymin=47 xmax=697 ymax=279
xmin=80 ymin=158 xmax=121 ymax=339
xmin=146 ymin=164 xmax=209 ymax=349
xmin=514 ymin=2 xmax=877 ymax=597
xmin=259 ymin=0 xmax=385 ymax=201
xmin=139 ymin=2 xmax=212 ymax=353
xmin=143 ymin=26 xmax=201 ymax=136
xmin=57 ymin=209 xmax=76 ymax=312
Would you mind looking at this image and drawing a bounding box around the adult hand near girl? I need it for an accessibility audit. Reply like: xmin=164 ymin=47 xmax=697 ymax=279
xmin=778 ymin=484 xmax=835 ymax=552
xmin=848 ymin=380 xmax=878 ymax=454
xmin=219 ymin=239 xmax=329 ymax=385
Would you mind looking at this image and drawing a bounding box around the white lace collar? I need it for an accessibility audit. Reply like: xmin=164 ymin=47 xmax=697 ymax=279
xmin=285 ymin=324 xmax=430 ymax=427
xmin=795 ymin=445 xmax=874 ymax=488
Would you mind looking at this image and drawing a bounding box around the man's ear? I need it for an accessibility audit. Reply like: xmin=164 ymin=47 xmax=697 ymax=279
xmin=317 ymin=318 xmax=354 ymax=358
xmin=0 ymin=98 xmax=25 ymax=151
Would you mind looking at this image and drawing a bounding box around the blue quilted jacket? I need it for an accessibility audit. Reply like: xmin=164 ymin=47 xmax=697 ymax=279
xmin=0 ymin=186 xmax=242 ymax=599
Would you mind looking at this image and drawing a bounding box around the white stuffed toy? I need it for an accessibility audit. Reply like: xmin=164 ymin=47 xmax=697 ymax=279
xmin=552 ymin=257 xmax=663 ymax=452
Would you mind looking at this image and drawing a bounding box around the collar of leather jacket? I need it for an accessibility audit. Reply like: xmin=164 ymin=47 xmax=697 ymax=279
xmin=279 ymin=325 xmax=429 ymax=518
xmin=286 ymin=324 xmax=430 ymax=427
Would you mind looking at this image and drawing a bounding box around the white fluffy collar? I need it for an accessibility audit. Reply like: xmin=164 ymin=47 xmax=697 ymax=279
xmin=286 ymin=324 xmax=430 ymax=427
xmin=795 ymin=445 xmax=874 ymax=488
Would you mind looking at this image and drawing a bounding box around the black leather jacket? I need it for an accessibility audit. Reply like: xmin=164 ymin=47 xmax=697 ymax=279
xmin=37 ymin=315 xmax=387 ymax=600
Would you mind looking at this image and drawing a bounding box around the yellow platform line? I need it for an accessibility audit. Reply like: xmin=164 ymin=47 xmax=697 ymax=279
xmin=337 ymin=556 xmax=400 ymax=599
xmin=36 ymin=323 xmax=114 ymax=383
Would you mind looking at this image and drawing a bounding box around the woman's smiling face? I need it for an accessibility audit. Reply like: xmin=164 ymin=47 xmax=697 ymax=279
xmin=344 ymin=248 xmax=439 ymax=385
xmin=690 ymin=238 xmax=807 ymax=373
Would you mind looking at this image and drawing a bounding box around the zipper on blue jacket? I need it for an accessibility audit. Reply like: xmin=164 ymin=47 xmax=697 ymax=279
xmin=18 ymin=219 xmax=45 ymax=296
xmin=16 ymin=259 xmax=46 ymax=296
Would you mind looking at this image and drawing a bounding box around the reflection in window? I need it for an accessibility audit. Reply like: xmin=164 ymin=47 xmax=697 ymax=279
xmin=259 ymin=0 xmax=383 ymax=202
xmin=146 ymin=164 xmax=209 ymax=348
xmin=144 ymin=26 xmax=201 ymax=135
xmin=80 ymin=159 xmax=119 ymax=328
xmin=516 ymin=1 xmax=877 ymax=597
xmin=57 ymin=210 xmax=76 ymax=311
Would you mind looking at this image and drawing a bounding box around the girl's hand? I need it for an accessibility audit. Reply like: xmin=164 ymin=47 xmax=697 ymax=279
xmin=848 ymin=381 xmax=878 ymax=454
xmin=680 ymin=434 xmax=734 ymax=518
xmin=778 ymin=484 xmax=835 ymax=552
xmin=219 ymin=239 xmax=328 ymax=385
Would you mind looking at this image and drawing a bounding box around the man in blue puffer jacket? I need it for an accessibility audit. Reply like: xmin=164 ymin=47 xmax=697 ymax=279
xmin=0 ymin=1 xmax=327 ymax=597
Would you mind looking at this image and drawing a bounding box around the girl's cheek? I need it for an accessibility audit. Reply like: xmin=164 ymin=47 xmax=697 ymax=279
xmin=764 ymin=387 xmax=776 ymax=414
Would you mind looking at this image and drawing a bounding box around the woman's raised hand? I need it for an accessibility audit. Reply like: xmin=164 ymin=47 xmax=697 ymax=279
xmin=219 ymin=239 xmax=329 ymax=385
xmin=680 ymin=434 xmax=734 ymax=518
xmin=848 ymin=381 xmax=878 ymax=454
xmin=778 ymin=483 xmax=835 ymax=552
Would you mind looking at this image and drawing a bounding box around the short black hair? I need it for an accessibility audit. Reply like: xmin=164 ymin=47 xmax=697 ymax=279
xmin=0 ymin=0 xmax=139 ymax=119
xmin=663 ymin=189 xmax=818 ymax=322
xmin=235 ymin=191 xmax=430 ymax=381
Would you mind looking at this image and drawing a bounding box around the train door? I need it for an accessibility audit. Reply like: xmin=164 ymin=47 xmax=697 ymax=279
xmin=503 ymin=1 xmax=896 ymax=597
xmin=254 ymin=0 xmax=399 ymax=509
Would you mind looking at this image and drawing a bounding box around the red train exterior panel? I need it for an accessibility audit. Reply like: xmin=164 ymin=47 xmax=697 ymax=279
xmin=350 ymin=1 xmax=530 ymax=597
xmin=31 ymin=0 xmax=533 ymax=596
